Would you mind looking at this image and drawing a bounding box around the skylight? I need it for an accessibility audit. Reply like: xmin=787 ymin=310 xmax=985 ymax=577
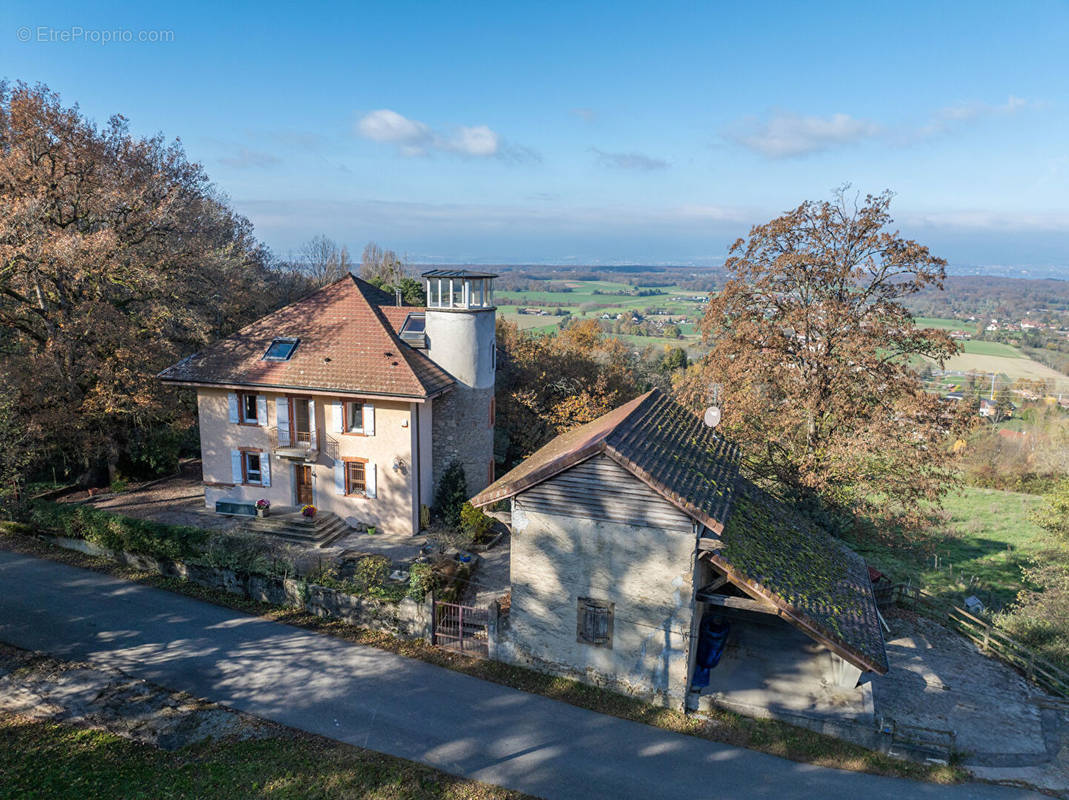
xmin=399 ymin=313 xmax=426 ymax=347
xmin=263 ymin=337 xmax=299 ymax=361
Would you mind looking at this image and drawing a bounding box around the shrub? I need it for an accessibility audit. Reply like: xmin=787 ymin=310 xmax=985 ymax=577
xmin=459 ymin=501 xmax=494 ymax=544
xmin=433 ymin=461 xmax=468 ymax=528
xmin=29 ymin=502 xmax=209 ymax=561
xmin=407 ymin=562 xmax=440 ymax=601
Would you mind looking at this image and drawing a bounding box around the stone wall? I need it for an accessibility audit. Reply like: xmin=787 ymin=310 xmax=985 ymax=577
xmin=45 ymin=536 xmax=432 ymax=639
xmin=431 ymin=386 xmax=495 ymax=498
xmin=504 ymin=495 xmax=699 ymax=710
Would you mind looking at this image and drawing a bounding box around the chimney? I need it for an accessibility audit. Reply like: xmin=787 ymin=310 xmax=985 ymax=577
xmin=395 ymin=286 xmax=402 ymax=306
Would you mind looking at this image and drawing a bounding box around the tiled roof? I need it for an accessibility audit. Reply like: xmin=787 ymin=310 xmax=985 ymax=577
xmin=708 ymin=479 xmax=889 ymax=674
xmin=158 ymin=275 xmax=453 ymax=399
xmin=472 ymin=388 xmax=888 ymax=674
xmin=471 ymin=389 xmax=740 ymax=533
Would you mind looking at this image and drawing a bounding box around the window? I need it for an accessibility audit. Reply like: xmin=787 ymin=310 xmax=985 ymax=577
xmin=346 ymin=401 xmax=364 ymax=433
xmin=243 ymin=451 xmax=263 ymax=485
xmin=345 ymin=460 xmax=366 ymax=495
xmin=399 ymin=313 xmax=426 ymax=347
xmin=239 ymin=392 xmax=259 ymax=424
xmin=489 ymin=397 xmax=495 ymax=428
xmin=577 ymin=598 xmax=614 ymax=648
xmin=263 ymin=337 xmax=299 ymax=361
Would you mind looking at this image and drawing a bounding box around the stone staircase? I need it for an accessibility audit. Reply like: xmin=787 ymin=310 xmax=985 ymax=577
xmin=242 ymin=509 xmax=350 ymax=548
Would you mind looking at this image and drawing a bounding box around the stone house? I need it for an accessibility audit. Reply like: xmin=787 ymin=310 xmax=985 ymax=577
xmin=159 ymin=270 xmax=497 ymax=535
xmin=471 ymin=389 xmax=888 ymax=721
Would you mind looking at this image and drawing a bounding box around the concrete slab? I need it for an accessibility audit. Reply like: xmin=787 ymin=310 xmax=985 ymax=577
xmin=697 ymin=614 xmax=872 ymax=722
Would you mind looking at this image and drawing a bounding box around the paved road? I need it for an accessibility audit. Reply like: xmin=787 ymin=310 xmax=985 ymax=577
xmin=0 ymin=550 xmax=1041 ymax=800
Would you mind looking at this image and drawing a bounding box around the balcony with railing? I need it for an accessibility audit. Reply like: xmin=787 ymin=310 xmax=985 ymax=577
xmin=268 ymin=427 xmax=338 ymax=462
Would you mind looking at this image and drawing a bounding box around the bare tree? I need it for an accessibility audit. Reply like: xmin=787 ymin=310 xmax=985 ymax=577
xmin=360 ymin=241 xmax=405 ymax=287
xmin=297 ymin=235 xmax=352 ymax=287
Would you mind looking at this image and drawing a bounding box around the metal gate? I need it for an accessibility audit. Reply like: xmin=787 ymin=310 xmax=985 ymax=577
xmin=432 ymin=600 xmax=489 ymax=656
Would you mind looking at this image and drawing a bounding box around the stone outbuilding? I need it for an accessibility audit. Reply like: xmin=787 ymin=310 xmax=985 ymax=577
xmin=471 ymin=389 xmax=888 ymax=724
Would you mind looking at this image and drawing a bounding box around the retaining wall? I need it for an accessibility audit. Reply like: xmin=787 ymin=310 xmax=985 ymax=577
xmin=43 ymin=535 xmax=432 ymax=639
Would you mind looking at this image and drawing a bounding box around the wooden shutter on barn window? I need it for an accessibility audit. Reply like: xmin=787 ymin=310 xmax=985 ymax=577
xmin=260 ymin=453 xmax=271 ymax=487
xmin=307 ymin=399 xmax=316 ymax=445
xmin=230 ymin=450 xmax=242 ymax=484
xmin=334 ymin=462 xmax=345 ymax=495
xmin=228 ymin=393 xmax=239 ymax=424
xmin=332 ymin=400 xmax=344 ymax=433
xmin=362 ymin=403 xmax=375 ymax=436
xmin=256 ymin=395 xmax=268 ymax=426
xmin=577 ymin=598 xmax=614 ymax=648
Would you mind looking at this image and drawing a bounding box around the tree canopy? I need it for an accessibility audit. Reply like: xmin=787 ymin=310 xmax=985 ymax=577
xmin=678 ymin=189 xmax=965 ymax=534
xmin=0 ymin=82 xmax=304 ymax=488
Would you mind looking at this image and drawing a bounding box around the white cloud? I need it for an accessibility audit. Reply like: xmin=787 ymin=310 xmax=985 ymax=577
xmin=591 ymin=148 xmax=668 ymax=170
xmin=730 ymin=112 xmax=881 ymax=158
xmin=355 ymin=109 xmax=536 ymax=162
xmin=356 ymin=109 xmax=432 ymax=147
xmin=907 ymin=96 xmax=1036 ymax=142
xmin=445 ymin=125 xmax=500 ymax=157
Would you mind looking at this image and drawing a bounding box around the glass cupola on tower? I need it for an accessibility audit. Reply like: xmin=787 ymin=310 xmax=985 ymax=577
xmin=422 ymin=269 xmax=497 ymax=310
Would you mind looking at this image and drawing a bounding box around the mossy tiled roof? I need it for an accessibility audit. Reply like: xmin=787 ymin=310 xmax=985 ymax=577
xmin=471 ymin=389 xmax=740 ymax=533
xmin=473 ymin=388 xmax=888 ymax=675
xmin=710 ymin=479 xmax=889 ymax=673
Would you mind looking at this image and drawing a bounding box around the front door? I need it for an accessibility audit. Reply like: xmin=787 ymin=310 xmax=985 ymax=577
xmin=295 ymin=465 xmax=313 ymax=506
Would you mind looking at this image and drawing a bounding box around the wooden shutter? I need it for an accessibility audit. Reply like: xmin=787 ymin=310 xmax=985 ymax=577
xmin=276 ymin=397 xmax=290 ymax=445
xmin=230 ymin=450 xmax=242 ymax=484
xmin=261 ymin=454 xmax=271 ymax=487
xmin=365 ymin=462 xmax=377 ymax=498
xmin=228 ymin=393 xmax=239 ymax=424
xmin=256 ymin=395 xmax=268 ymax=426
xmin=307 ymin=399 xmax=316 ymax=444
xmin=362 ymin=403 xmax=375 ymax=436
xmin=334 ymin=462 xmax=345 ymax=495
xmin=332 ymin=400 xmax=344 ymax=433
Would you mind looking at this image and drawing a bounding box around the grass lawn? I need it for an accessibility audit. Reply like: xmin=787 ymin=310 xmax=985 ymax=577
xmin=0 ymin=712 xmax=529 ymax=800
xmin=848 ymin=486 xmax=1050 ymax=610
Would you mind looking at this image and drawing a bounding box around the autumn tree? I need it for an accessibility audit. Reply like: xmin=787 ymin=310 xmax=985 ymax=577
xmin=494 ymin=318 xmax=648 ymax=468
xmin=678 ymin=189 xmax=962 ymax=535
xmin=358 ymin=241 xmax=424 ymax=304
xmin=0 ymin=82 xmax=289 ymax=485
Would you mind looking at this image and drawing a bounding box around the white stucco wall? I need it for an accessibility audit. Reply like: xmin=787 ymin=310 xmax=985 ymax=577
xmin=506 ymin=499 xmax=699 ymax=708
xmin=424 ymin=308 xmax=496 ymax=389
xmin=197 ymin=388 xmax=421 ymax=534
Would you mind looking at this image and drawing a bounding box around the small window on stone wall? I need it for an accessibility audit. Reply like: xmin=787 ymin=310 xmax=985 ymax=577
xmin=577 ymin=597 xmax=614 ymax=648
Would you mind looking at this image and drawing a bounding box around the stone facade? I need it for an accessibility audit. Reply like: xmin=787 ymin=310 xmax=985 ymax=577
xmin=503 ymin=487 xmax=700 ymax=709
xmin=431 ymin=385 xmax=495 ymax=499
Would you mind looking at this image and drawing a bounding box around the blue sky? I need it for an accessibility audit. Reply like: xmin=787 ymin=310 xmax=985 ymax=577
xmin=4 ymin=0 xmax=1069 ymax=271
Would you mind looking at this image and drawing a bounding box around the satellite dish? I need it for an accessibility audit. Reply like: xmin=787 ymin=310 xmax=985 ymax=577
xmin=703 ymin=406 xmax=721 ymax=429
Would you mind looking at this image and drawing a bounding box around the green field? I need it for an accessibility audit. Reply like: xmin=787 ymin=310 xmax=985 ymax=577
xmin=848 ymin=487 xmax=1050 ymax=610
xmin=960 ymin=340 xmax=1022 ymax=358
xmin=498 ymin=281 xmax=709 ymax=352
xmin=915 ymin=317 xmax=967 ymax=331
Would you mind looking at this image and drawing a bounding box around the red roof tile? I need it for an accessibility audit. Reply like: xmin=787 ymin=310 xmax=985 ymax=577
xmin=159 ymin=275 xmax=453 ymax=398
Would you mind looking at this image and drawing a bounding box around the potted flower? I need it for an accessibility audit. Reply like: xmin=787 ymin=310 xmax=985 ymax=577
xmin=255 ymin=499 xmax=271 ymax=518
xmin=301 ymin=504 xmax=317 ymax=519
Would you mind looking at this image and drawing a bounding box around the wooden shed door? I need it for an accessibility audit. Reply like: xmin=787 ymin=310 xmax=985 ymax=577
xmin=295 ymin=465 xmax=313 ymax=506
